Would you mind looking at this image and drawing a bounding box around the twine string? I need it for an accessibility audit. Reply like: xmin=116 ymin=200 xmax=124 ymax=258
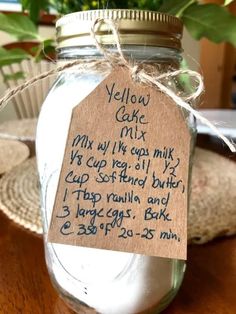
xmin=0 ymin=59 xmax=109 ymax=112
xmin=0 ymin=18 xmax=235 ymax=152
xmin=139 ymin=70 xmax=236 ymax=152
xmin=91 ymin=18 xmax=128 ymax=65
xmin=90 ymin=19 xmax=235 ymax=152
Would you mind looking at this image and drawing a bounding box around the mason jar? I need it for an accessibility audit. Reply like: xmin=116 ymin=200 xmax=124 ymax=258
xmin=36 ymin=9 xmax=196 ymax=314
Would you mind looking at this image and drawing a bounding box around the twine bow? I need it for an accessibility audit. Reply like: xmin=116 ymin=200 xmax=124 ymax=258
xmin=0 ymin=18 xmax=235 ymax=153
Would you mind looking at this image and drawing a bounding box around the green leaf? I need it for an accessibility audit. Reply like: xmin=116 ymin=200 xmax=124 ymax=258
xmin=29 ymin=39 xmax=55 ymax=61
xmin=28 ymin=0 xmax=41 ymax=23
xmin=136 ymin=0 xmax=164 ymax=11
xmin=0 ymin=13 xmax=40 ymax=40
xmin=21 ymin=0 xmax=30 ymax=7
xmin=182 ymin=3 xmax=236 ymax=45
xmin=29 ymin=39 xmax=55 ymax=53
xmin=179 ymin=59 xmax=194 ymax=94
xmin=3 ymin=71 xmax=25 ymax=82
xmin=0 ymin=48 xmax=30 ymax=67
xmin=21 ymin=0 xmax=50 ymax=23
xmin=42 ymin=39 xmax=56 ymax=48
xmin=159 ymin=0 xmax=196 ymax=17
xmin=224 ymin=0 xmax=234 ymax=6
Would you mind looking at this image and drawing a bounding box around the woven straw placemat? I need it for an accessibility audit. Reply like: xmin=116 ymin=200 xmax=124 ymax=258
xmin=0 ymin=118 xmax=37 ymax=141
xmin=0 ymin=139 xmax=30 ymax=175
xmin=0 ymin=157 xmax=42 ymax=234
xmin=0 ymin=148 xmax=235 ymax=243
xmin=188 ymin=148 xmax=236 ymax=244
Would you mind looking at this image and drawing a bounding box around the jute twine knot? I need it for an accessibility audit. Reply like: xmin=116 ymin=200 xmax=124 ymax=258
xmin=0 ymin=18 xmax=235 ymax=153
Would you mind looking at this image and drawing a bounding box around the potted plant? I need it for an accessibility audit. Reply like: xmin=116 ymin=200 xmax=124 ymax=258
xmin=0 ymin=0 xmax=235 ymax=71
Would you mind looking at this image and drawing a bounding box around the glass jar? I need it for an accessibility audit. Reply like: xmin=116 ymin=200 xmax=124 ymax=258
xmin=36 ymin=10 xmax=196 ymax=314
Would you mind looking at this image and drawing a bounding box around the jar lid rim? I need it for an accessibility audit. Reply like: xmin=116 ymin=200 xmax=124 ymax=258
xmin=56 ymin=9 xmax=182 ymax=29
xmin=56 ymin=9 xmax=183 ymax=51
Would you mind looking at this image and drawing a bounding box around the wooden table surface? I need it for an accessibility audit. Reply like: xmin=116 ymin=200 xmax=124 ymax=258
xmin=0 ymin=137 xmax=236 ymax=314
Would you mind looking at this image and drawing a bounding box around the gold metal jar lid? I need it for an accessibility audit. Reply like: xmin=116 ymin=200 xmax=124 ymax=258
xmin=56 ymin=9 xmax=183 ymax=51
